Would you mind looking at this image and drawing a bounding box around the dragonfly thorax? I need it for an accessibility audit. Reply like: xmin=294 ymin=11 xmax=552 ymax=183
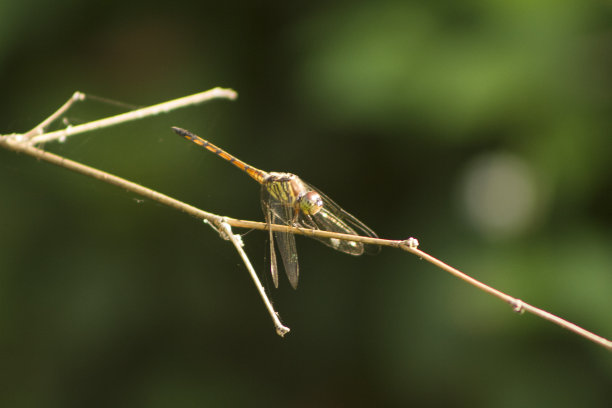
xmin=264 ymin=172 xmax=323 ymax=216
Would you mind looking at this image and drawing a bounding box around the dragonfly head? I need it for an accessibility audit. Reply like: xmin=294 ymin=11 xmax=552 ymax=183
xmin=299 ymin=191 xmax=323 ymax=216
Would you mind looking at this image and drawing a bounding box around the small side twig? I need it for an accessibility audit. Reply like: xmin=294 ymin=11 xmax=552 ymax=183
xmin=24 ymin=91 xmax=86 ymax=139
xmin=215 ymin=219 xmax=290 ymax=337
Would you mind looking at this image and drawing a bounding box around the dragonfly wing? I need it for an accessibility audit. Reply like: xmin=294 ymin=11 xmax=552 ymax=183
xmin=274 ymin=221 xmax=299 ymax=289
xmin=300 ymin=182 xmax=381 ymax=256
xmin=264 ymin=205 xmax=280 ymax=288
xmin=262 ymin=186 xmax=300 ymax=289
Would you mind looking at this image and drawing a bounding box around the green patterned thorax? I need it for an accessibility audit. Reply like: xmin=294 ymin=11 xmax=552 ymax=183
xmin=263 ymin=172 xmax=324 ymax=222
xmin=264 ymin=172 xmax=307 ymax=209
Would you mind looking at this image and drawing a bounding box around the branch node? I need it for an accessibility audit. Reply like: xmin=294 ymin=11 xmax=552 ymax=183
xmin=401 ymin=237 xmax=419 ymax=249
xmin=216 ymin=218 xmax=244 ymax=247
xmin=511 ymin=299 xmax=525 ymax=314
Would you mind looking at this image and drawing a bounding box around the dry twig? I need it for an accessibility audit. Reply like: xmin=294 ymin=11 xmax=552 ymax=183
xmin=1 ymin=89 xmax=610 ymax=347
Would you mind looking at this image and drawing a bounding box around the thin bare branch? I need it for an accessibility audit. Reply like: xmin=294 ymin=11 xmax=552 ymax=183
xmin=1 ymin=89 xmax=610 ymax=347
xmin=26 ymin=88 xmax=237 ymax=145
xmin=1 ymin=139 xmax=610 ymax=348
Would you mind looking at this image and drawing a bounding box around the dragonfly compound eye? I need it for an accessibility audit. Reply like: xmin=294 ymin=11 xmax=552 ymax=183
xmin=300 ymin=191 xmax=323 ymax=215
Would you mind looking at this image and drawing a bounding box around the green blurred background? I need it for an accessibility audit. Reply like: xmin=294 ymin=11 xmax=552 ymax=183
xmin=1 ymin=1 xmax=611 ymax=406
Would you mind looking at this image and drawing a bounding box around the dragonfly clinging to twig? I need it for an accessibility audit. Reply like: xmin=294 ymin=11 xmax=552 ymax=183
xmin=172 ymin=127 xmax=380 ymax=289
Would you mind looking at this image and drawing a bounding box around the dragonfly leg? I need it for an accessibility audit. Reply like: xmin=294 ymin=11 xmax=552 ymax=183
xmin=301 ymin=214 xmax=317 ymax=229
xmin=291 ymin=205 xmax=301 ymax=226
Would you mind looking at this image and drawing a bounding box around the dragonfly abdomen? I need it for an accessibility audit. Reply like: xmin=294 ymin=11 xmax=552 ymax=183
xmin=172 ymin=126 xmax=267 ymax=184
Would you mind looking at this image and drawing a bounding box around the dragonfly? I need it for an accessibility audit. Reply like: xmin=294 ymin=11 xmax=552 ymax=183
xmin=172 ymin=127 xmax=380 ymax=289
